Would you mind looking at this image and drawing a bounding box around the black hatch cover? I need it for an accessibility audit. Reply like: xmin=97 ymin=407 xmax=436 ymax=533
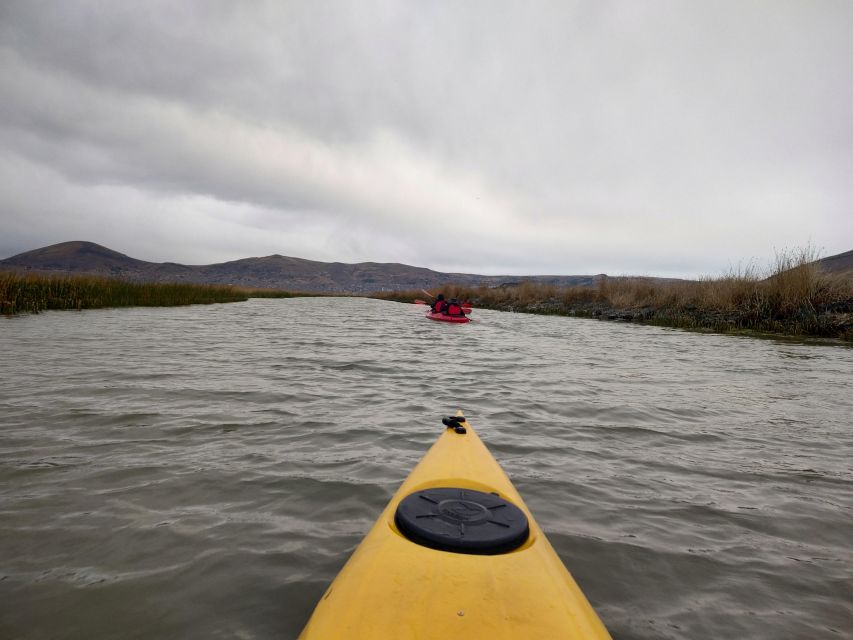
xmin=394 ymin=487 xmax=529 ymax=555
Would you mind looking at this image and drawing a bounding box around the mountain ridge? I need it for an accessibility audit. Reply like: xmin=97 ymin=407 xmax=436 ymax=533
xmin=3 ymin=241 xmax=850 ymax=293
xmin=0 ymin=241 xmax=603 ymax=292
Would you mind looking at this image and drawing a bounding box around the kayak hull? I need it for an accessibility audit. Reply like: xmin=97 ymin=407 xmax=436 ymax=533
xmin=425 ymin=311 xmax=470 ymax=323
xmin=298 ymin=414 xmax=611 ymax=639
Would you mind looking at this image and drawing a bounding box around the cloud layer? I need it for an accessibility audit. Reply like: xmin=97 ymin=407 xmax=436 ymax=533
xmin=1 ymin=1 xmax=851 ymax=276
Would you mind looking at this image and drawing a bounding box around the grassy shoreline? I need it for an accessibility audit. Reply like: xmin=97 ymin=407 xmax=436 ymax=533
xmin=6 ymin=251 xmax=851 ymax=342
xmin=372 ymin=251 xmax=853 ymax=342
xmin=0 ymin=273 xmax=296 ymax=314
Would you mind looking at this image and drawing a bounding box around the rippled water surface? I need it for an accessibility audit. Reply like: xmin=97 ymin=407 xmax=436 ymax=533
xmin=1 ymin=297 xmax=851 ymax=639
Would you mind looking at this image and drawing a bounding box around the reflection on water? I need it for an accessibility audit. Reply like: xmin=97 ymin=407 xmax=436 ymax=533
xmin=1 ymin=298 xmax=851 ymax=639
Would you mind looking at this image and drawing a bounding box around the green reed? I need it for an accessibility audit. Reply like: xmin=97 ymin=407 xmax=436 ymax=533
xmin=0 ymin=273 xmax=295 ymax=314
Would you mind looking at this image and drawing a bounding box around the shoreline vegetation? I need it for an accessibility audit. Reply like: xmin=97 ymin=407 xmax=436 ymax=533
xmin=4 ymin=249 xmax=851 ymax=342
xmin=0 ymin=273 xmax=296 ymax=314
xmin=372 ymin=249 xmax=853 ymax=342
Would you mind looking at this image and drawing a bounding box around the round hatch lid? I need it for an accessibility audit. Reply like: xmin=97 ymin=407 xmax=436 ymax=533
xmin=394 ymin=487 xmax=529 ymax=555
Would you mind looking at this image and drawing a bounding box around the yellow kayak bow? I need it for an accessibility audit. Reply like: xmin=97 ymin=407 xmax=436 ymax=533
xmin=299 ymin=412 xmax=612 ymax=639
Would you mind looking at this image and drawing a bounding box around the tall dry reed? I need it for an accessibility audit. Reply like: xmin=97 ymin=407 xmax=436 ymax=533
xmin=0 ymin=273 xmax=293 ymax=314
xmin=371 ymin=247 xmax=853 ymax=339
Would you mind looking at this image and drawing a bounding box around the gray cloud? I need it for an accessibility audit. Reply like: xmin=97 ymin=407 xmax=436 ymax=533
xmin=1 ymin=1 xmax=851 ymax=276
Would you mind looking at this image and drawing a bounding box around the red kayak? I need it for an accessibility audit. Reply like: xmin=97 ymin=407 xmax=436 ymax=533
xmin=426 ymin=311 xmax=470 ymax=323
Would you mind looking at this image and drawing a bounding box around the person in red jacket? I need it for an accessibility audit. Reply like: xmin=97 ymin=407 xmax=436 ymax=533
xmin=430 ymin=294 xmax=447 ymax=313
xmin=445 ymin=299 xmax=466 ymax=316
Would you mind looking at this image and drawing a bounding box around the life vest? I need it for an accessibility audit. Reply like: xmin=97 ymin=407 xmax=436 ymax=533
xmin=446 ymin=302 xmax=465 ymax=316
xmin=432 ymin=300 xmax=447 ymax=313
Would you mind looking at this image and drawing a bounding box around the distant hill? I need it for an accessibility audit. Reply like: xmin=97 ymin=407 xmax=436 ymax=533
xmin=0 ymin=241 xmax=602 ymax=293
xmin=817 ymin=249 xmax=853 ymax=274
xmin=6 ymin=241 xmax=846 ymax=293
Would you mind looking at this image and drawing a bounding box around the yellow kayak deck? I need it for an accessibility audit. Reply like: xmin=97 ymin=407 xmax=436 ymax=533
xmin=298 ymin=413 xmax=612 ymax=639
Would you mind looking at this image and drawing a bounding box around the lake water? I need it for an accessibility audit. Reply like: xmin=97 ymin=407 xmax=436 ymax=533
xmin=1 ymin=297 xmax=851 ymax=639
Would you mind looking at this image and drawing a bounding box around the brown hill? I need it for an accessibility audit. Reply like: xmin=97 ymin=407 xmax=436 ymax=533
xmin=0 ymin=241 xmax=600 ymax=293
xmin=3 ymin=241 xmax=150 ymax=272
xmin=817 ymin=249 xmax=853 ymax=275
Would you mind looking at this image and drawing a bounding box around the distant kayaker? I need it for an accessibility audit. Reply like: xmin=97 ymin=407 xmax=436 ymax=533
xmin=431 ymin=294 xmax=447 ymax=313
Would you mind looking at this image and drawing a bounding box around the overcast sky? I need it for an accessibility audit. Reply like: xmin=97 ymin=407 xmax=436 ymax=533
xmin=1 ymin=1 xmax=851 ymax=277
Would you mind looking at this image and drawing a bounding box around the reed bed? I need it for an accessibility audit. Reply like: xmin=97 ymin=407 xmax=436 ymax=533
xmin=229 ymin=286 xmax=300 ymax=299
xmin=372 ymin=248 xmax=853 ymax=340
xmin=0 ymin=273 xmax=294 ymax=314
